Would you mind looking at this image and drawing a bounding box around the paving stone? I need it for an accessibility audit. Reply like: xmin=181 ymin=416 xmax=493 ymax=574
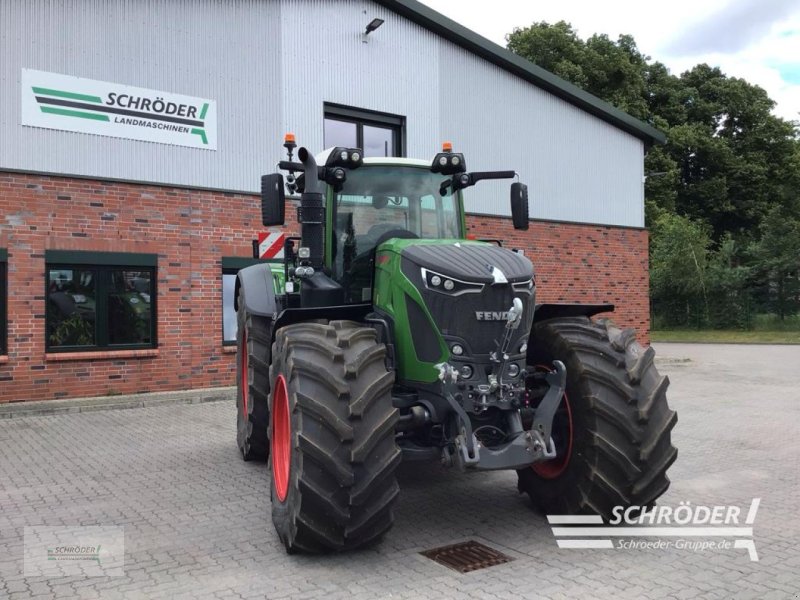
xmin=0 ymin=343 xmax=797 ymax=598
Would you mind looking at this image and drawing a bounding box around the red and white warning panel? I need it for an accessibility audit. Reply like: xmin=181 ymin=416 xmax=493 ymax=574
xmin=258 ymin=232 xmax=285 ymax=259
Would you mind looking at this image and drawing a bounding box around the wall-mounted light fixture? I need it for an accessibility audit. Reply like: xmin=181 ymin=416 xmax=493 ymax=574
xmin=362 ymin=18 xmax=384 ymax=43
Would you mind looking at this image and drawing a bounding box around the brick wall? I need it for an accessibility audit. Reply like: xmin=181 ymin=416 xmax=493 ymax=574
xmin=0 ymin=172 xmax=648 ymax=403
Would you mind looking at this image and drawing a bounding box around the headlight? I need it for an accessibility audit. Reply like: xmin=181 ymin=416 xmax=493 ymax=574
xmin=430 ymin=152 xmax=466 ymax=174
xmin=422 ymin=268 xmax=483 ymax=295
xmin=460 ymin=365 xmax=473 ymax=379
xmin=451 ymin=344 xmax=464 ymax=356
xmin=507 ymin=364 xmax=520 ymax=378
xmin=325 ymin=147 xmax=363 ymax=169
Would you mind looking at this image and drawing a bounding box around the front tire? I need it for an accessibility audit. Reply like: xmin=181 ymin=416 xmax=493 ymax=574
xmin=518 ymin=317 xmax=678 ymax=517
xmin=269 ymin=320 xmax=400 ymax=553
xmin=235 ymin=288 xmax=271 ymax=461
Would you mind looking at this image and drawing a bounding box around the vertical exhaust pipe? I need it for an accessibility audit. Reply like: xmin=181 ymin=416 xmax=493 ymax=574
xmin=297 ymin=147 xmax=324 ymax=269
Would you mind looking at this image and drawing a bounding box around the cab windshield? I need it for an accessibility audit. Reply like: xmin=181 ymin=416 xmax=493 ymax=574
xmin=331 ymin=166 xmax=461 ymax=287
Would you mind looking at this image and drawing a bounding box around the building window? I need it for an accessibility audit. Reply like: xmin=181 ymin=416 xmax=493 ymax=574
xmin=222 ymin=257 xmax=282 ymax=345
xmin=0 ymin=248 xmax=6 ymax=355
xmin=45 ymin=251 xmax=157 ymax=351
xmin=324 ymin=103 xmax=405 ymax=158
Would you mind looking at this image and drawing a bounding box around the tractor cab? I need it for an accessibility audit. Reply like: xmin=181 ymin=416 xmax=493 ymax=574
xmin=329 ymin=159 xmax=464 ymax=303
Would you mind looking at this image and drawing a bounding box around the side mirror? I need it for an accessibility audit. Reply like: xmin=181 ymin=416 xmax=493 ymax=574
xmin=261 ymin=173 xmax=286 ymax=226
xmin=510 ymin=182 xmax=529 ymax=230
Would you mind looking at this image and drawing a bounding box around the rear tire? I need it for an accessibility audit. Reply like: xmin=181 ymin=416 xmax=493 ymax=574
xmin=518 ymin=317 xmax=677 ymax=517
xmin=269 ymin=320 xmax=400 ymax=553
xmin=236 ymin=288 xmax=271 ymax=461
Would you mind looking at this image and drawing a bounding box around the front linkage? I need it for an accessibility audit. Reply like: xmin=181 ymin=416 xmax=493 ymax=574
xmin=437 ymin=298 xmax=566 ymax=471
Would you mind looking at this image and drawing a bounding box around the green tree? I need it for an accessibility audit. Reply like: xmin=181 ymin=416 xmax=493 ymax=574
xmin=506 ymin=22 xmax=650 ymax=118
xmin=751 ymin=205 xmax=800 ymax=320
xmin=650 ymin=213 xmax=711 ymax=327
xmin=706 ymin=235 xmax=752 ymax=329
xmin=506 ymin=20 xmax=800 ymax=326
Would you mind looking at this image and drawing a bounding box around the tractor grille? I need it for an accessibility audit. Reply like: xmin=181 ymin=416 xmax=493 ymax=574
xmin=401 ymin=256 xmax=533 ymax=356
xmin=421 ymin=540 xmax=513 ymax=573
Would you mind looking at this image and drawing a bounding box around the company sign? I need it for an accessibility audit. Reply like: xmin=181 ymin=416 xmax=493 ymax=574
xmin=21 ymin=69 xmax=216 ymax=150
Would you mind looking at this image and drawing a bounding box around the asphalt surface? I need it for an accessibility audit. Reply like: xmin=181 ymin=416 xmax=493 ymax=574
xmin=0 ymin=343 xmax=798 ymax=599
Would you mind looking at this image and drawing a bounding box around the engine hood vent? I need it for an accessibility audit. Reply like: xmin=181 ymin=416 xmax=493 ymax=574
xmin=401 ymin=242 xmax=533 ymax=284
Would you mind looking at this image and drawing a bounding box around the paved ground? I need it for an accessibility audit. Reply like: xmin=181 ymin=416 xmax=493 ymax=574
xmin=1 ymin=343 xmax=799 ymax=599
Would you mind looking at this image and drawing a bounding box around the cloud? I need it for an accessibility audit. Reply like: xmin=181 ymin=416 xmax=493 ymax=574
xmin=662 ymin=0 xmax=799 ymax=55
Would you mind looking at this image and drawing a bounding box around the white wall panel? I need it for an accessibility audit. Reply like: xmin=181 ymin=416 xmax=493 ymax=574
xmin=436 ymin=44 xmax=644 ymax=226
xmin=0 ymin=0 xmax=284 ymax=191
xmin=0 ymin=0 xmax=645 ymax=226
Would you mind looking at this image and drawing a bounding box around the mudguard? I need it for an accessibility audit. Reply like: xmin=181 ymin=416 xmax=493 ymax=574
xmin=532 ymin=303 xmax=614 ymax=323
xmin=234 ymin=264 xmax=277 ymax=318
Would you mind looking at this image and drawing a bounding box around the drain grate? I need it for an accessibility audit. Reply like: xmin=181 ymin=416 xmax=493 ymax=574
xmin=421 ymin=540 xmax=513 ymax=573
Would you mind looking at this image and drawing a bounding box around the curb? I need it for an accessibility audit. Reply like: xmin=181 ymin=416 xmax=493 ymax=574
xmin=0 ymin=387 xmax=235 ymax=419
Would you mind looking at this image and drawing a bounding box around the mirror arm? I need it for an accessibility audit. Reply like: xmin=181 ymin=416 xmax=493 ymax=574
xmin=470 ymin=170 xmax=516 ymax=183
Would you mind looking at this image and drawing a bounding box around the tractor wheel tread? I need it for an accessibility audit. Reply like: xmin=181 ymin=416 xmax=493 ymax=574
xmin=349 ymin=372 xmax=395 ymax=417
xmin=351 ymin=408 xmax=399 ymax=463
xmin=586 ymin=466 xmax=631 ymax=506
xmin=586 ymin=429 xmax=642 ymax=480
xmin=519 ymin=316 xmax=677 ymax=518
xmin=640 ymin=410 xmax=678 ymax=462
xmin=270 ymin=321 xmax=399 ymax=553
xmin=586 ymin=395 xmax=642 ymax=443
xmin=351 ymin=447 xmax=403 ymax=506
xmin=638 ymin=375 xmax=670 ymax=422
xmin=296 ymin=514 xmax=345 ymax=549
xmin=298 ymin=477 xmax=350 ymax=525
xmin=288 ymin=356 xmax=350 ymax=397
xmin=287 ymin=338 xmax=346 ymax=363
xmin=346 ymin=482 xmax=400 ymax=539
xmin=345 ymin=345 xmax=387 ymax=379
xmin=627 ymin=346 xmax=656 ymax=384
xmin=581 ymin=364 xmax=637 ymax=401
xmin=295 ymin=392 xmax=354 ymax=442
xmin=297 ymin=433 xmax=355 ymax=487
xmin=236 ymin=290 xmax=272 ymax=462
xmin=632 ymin=445 xmax=678 ymax=497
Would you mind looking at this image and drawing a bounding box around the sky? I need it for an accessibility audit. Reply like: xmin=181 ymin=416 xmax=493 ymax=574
xmin=418 ymin=0 xmax=800 ymax=122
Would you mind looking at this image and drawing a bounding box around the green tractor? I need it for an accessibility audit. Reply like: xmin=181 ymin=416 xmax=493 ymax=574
xmin=235 ymin=136 xmax=677 ymax=553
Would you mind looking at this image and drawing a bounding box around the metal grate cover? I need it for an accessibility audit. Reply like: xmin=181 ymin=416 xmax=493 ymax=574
xmin=421 ymin=540 xmax=513 ymax=573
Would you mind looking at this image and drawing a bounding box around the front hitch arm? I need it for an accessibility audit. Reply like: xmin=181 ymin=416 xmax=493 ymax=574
xmin=531 ymin=360 xmax=567 ymax=443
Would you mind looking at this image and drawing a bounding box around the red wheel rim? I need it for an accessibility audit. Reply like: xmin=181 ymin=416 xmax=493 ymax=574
xmin=531 ymin=365 xmax=573 ymax=479
xmin=271 ymin=375 xmax=290 ymax=502
xmin=240 ymin=329 xmax=248 ymax=417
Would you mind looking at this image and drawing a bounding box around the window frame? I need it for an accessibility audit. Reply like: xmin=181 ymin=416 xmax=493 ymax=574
xmin=0 ymin=248 xmax=7 ymax=355
xmin=44 ymin=250 xmax=158 ymax=353
xmin=324 ymin=103 xmax=406 ymax=158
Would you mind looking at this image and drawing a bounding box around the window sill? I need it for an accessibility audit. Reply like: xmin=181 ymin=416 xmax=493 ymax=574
xmin=0 ymin=355 xmax=8 ymax=364
xmin=45 ymin=349 xmax=160 ymax=362
xmin=222 ymin=345 xmax=237 ymax=354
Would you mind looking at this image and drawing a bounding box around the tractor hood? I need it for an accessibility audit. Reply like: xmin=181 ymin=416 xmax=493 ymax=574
xmin=399 ymin=241 xmax=533 ymax=284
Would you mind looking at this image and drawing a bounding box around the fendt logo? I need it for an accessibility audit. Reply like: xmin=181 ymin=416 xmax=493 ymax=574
xmin=475 ymin=311 xmax=511 ymax=321
xmin=21 ymin=69 xmax=217 ymax=150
